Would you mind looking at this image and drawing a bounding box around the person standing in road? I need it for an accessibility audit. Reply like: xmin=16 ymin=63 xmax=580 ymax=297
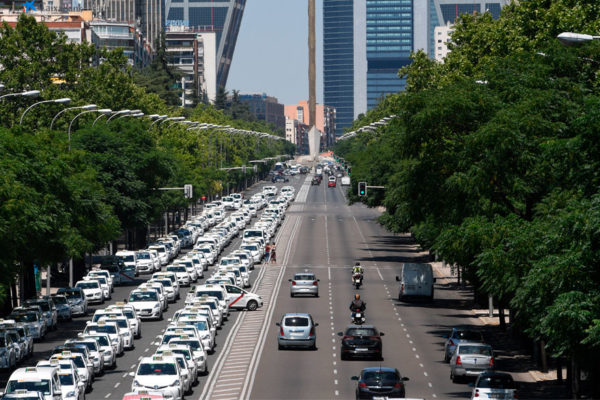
xmin=270 ymin=243 xmax=277 ymax=264
xmin=265 ymin=243 xmax=271 ymax=263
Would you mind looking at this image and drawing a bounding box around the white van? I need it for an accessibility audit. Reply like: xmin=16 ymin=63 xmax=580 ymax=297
xmin=395 ymin=263 xmax=435 ymax=301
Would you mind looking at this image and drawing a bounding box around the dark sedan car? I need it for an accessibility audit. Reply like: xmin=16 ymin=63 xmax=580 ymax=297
xmin=338 ymin=325 xmax=384 ymax=360
xmin=352 ymin=367 xmax=409 ymax=400
xmin=272 ymin=174 xmax=289 ymax=183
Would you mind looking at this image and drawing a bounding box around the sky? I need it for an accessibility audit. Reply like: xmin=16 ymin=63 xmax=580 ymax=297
xmin=226 ymin=0 xmax=323 ymax=105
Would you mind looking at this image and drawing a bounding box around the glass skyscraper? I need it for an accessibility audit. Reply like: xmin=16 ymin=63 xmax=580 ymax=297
xmin=165 ymin=0 xmax=246 ymax=88
xmin=323 ymin=0 xmax=366 ymax=132
xmin=366 ymin=0 xmax=413 ymax=110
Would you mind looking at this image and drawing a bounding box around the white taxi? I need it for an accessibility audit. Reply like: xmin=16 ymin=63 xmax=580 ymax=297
xmin=128 ymin=289 xmax=163 ymax=320
xmin=129 ymin=355 xmax=183 ymax=400
xmin=4 ymin=367 xmax=63 ymax=400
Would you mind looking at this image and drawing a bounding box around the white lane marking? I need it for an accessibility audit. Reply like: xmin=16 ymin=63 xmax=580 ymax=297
xmin=122 ymin=373 xmax=128 ymax=378
xmin=334 ymin=379 xmax=338 ymax=385
xmin=105 ymin=394 xmax=112 ymax=399
xmin=114 ymin=382 xmax=120 ymax=388
xmin=377 ymin=267 xmax=384 ymax=280
xmin=409 ymin=340 xmax=413 ymax=344
xmin=335 ymin=390 xmax=339 ymax=396
xmin=130 ymin=364 xmax=136 ymax=369
xmin=433 ymin=394 xmax=437 ymax=398
xmin=428 ymin=382 xmax=433 ymax=387
xmin=241 ymin=212 xmax=304 ymax=400
xmin=333 ymin=361 xmax=337 ymax=365
xmin=416 ymin=354 xmax=420 ymax=359
xmin=216 ymin=377 xmax=245 ymax=383
xmin=419 ymin=363 xmax=424 ymax=368
xmin=325 ymin=214 xmax=331 ymax=265
xmin=333 ymin=369 xmax=337 ymax=374
xmin=424 ymin=372 xmax=428 ymax=377
xmin=144 ymin=348 xmax=149 ymax=352
xmin=137 ymin=356 xmax=143 ymax=361
xmin=328 ymin=266 xmax=331 ymax=281
xmin=412 ymin=347 xmax=416 ymax=351
xmin=332 ymin=346 xmax=336 ymax=350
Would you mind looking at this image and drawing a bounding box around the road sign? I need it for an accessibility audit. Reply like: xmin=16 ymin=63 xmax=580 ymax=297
xmin=184 ymin=184 xmax=193 ymax=199
xmin=201 ymin=195 xmax=206 ymax=201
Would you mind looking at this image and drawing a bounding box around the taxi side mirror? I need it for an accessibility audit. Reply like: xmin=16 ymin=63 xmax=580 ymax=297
xmin=395 ymin=276 xmax=400 ymax=281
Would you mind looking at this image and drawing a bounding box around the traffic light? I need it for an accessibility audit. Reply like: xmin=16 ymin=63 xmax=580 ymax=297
xmin=184 ymin=184 xmax=193 ymax=199
xmin=348 ymin=167 xmax=352 ymax=176
xmin=358 ymin=182 xmax=367 ymax=196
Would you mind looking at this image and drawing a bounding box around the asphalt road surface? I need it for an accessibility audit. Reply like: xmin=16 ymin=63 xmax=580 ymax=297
xmin=1 ymin=172 xmax=501 ymax=400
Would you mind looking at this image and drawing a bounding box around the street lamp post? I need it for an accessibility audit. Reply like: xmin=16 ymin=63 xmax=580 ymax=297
xmin=20 ymin=98 xmax=71 ymax=125
xmin=68 ymin=109 xmax=111 ymax=150
xmin=50 ymin=104 xmax=97 ymax=130
xmin=557 ymin=32 xmax=600 ymax=46
xmin=149 ymin=115 xmax=168 ymax=128
xmin=0 ymin=89 xmax=40 ymax=102
xmin=106 ymin=109 xmax=131 ymax=123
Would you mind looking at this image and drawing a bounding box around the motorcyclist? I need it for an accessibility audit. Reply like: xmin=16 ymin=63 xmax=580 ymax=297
xmin=349 ymin=293 xmax=366 ymax=313
xmin=352 ymin=262 xmax=364 ymax=275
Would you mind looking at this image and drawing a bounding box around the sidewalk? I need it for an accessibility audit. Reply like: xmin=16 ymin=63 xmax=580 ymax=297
xmin=431 ymin=261 xmax=570 ymax=399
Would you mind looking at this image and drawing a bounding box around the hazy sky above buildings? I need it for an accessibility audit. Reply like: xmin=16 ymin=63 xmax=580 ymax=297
xmin=227 ymin=0 xmax=324 ymax=105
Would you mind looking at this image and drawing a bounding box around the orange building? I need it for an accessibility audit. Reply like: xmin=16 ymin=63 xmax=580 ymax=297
xmin=284 ymin=100 xmax=336 ymax=149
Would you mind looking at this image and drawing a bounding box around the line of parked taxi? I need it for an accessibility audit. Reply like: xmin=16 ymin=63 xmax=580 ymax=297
xmin=0 ymin=184 xmax=295 ymax=400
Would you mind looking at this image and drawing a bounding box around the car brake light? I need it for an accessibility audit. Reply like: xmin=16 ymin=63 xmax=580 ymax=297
xmin=474 ymin=389 xmax=479 ymax=397
xmin=313 ymin=281 xmax=318 ymax=286
xmin=393 ymin=383 xmax=404 ymax=389
xmin=309 ymin=327 xmax=315 ymax=337
xmin=456 ymin=355 xmax=462 ymax=365
xmin=489 ymin=357 xmax=494 ymax=367
xmin=342 ymin=336 xmax=351 ymax=341
xmin=401 ymin=283 xmax=404 ymax=293
xmin=291 ymin=281 xmax=296 ymax=286
xmin=369 ymin=336 xmax=381 ymax=341
xmin=513 ymin=391 xmax=518 ymax=399
xmin=280 ymin=327 xmax=284 ymax=336
xmin=358 ymin=382 xmax=367 ymax=388
xmin=448 ymin=339 xmax=454 ymax=346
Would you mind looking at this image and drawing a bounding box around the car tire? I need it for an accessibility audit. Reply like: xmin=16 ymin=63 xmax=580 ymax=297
xmin=278 ymin=344 xmax=284 ymax=351
xmin=451 ymin=372 xmax=460 ymax=383
xmin=247 ymin=300 xmax=258 ymax=311
xmin=290 ymin=293 xmax=294 ymax=298
xmin=341 ymin=353 xmax=347 ymax=361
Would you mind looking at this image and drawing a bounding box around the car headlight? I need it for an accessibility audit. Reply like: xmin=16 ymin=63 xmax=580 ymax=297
xmin=111 ymin=338 xmax=119 ymax=343
xmin=174 ymin=380 xmax=180 ymax=386
xmin=153 ymin=304 xmax=160 ymax=310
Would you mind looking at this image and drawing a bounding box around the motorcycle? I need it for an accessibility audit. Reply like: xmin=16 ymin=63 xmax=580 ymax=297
xmin=351 ymin=310 xmax=365 ymax=325
xmin=352 ymin=273 xmax=363 ymax=289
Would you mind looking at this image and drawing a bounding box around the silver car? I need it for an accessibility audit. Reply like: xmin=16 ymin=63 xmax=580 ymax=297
xmin=470 ymin=371 xmax=518 ymax=400
xmin=444 ymin=328 xmax=485 ymax=362
xmin=276 ymin=313 xmax=318 ymax=350
xmin=289 ymin=272 xmax=320 ymax=297
xmin=450 ymin=342 xmax=495 ymax=383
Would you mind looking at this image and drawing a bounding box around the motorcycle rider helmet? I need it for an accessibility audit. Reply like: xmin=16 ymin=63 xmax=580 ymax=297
xmin=355 ymin=262 xmax=360 ymax=266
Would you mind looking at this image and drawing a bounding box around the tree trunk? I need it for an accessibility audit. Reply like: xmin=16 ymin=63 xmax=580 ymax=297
xmin=557 ymin=358 xmax=563 ymax=383
xmin=571 ymin=356 xmax=579 ymax=399
xmin=498 ymin=306 xmax=506 ymax=331
xmin=20 ymin=261 xmax=37 ymax=301
xmin=540 ymin=340 xmax=548 ymax=373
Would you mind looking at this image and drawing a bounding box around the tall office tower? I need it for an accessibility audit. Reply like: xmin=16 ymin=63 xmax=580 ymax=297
xmin=164 ymin=0 xmax=246 ymax=89
xmin=425 ymin=0 xmax=510 ymax=58
xmin=365 ymin=0 xmax=413 ymax=110
xmin=323 ymin=0 xmax=366 ymax=132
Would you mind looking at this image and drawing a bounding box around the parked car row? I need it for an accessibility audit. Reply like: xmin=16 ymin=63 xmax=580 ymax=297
xmin=125 ymin=185 xmax=295 ymax=399
xmin=443 ymin=328 xmax=518 ymax=399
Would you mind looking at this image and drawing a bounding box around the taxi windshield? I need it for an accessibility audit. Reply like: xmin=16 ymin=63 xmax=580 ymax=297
xmin=76 ymin=281 xmax=99 ymax=289
xmin=27 ymin=301 xmax=50 ymax=312
xmin=87 ymin=335 xmax=109 ymax=346
xmin=6 ymin=379 xmax=50 ymax=395
xmin=167 ymin=266 xmax=187 ymax=273
xmin=86 ymin=325 xmax=117 ymax=334
xmin=52 ymin=296 xmax=68 ymax=305
xmin=129 ymin=292 xmax=158 ymax=302
xmin=105 ymin=319 xmax=128 ymax=329
xmin=196 ymin=291 xmax=223 ymax=300
xmin=137 ymin=363 xmax=177 ymax=375
xmin=157 ymin=279 xmax=172 ymax=287
xmin=11 ymin=313 xmax=37 ymax=322
xmin=170 ymin=340 xmax=200 ymax=350
xmin=59 ymin=373 xmax=74 ymax=385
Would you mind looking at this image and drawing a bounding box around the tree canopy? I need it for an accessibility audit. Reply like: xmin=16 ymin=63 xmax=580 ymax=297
xmin=335 ymin=0 xmax=600 ymax=394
